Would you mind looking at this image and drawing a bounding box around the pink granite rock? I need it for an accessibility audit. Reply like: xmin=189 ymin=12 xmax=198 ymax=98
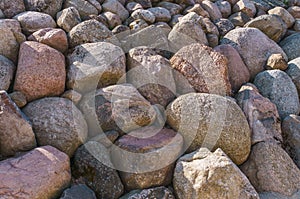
xmin=0 ymin=146 xmax=71 ymax=199
xmin=214 ymin=44 xmax=250 ymax=92
xmin=14 ymin=41 xmax=66 ymax=102
xmin=28 ymin=28 xmax=68 ymax=53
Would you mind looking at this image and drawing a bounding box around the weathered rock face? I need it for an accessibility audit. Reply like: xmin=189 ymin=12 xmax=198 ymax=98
xmin=63 ymin=0 xmax=98 ymax=20
xmin=0 ymin=55 xmax=15 ymax=91
xmin=60 ymin=184 xmax=97 ymax=199
xmin=228 ymin=11 xmax=251 ymax=26
xmin=282 ymin=114 xmax=300 ymax=169
xmin=0 ymin=0 xmax=25 ymax=18
xmin=0 ymin=146 xmax=71 ymax=199
xmin=72 ymin=141 xmax=124 ymax=199
xmin=221 ymin=28 xmax=287 ymax=79
xmin=168 ymin=12 xmax=208 ymax=52
xmin=240 ymin=142 xmax=300 ymax=196
xmin=214 ymin=44 xmax=250 ymax=92
xmin=173 ymin=148 xmax=259 ymax=199
xmin=28 ymin=28 xmax=68 ymax=53
xmin=170 ymin=43 xmax=232 ymax=96
xmin=120 ymin=186 xmax=175 ymax=199
xmin=56 ymin=7 xmax=81 ymax=32
xmin=268 ymin=6 xmax=295 ymax=28
xmin=79 ymin=84 xmax=157 ymax=136
xmin=244 ymin=14 xmax=287 ymax=42
xmin=23 ymin=97 xmax=88 ymax=157
xmin=111 ymin=126 xmax=183 ymax=190
xmin=236 ymin=83 xmax=282 ymax=145
xmin=0 ymin=91 xmax=36 ymax=158
xmin=67 ymin=42 xmax=126 ymax=93
xmin=24 ymin=0 xmax=64 ymax=18
xmin=68 ymin=19 xmax=114 ymax=47
xmin=166 ymin=93 xmax=251 ymax=165
xmin=279 ymin=33 xmax=300 ymax=61
xmin=254 ymin=70 xmax=300 ymax=119
xmin=286 ymin=58 xmax=300 ymax=100
xmin=13 ymin=11 xmax=56 ymax=35
xmin=14 ymin=41 xmax=66 ymax=102
xmin=127 ymin=47 xmax=176 ymax=107
xmin=0 ymin=19 xmax=26 ymax=63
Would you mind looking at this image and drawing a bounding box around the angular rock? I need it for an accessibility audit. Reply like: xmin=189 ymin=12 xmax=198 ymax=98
xmin=221 ymin=28 xmax=288 ymax=79
xmin=0 ymin=19 xmax=26 ymax=63
xmin=148 ymin=7 xmax=171 ymax=22
xmin=127 ymin=47 xmax=176 ymax=107
xmin=266 ymin=53 xmax=288 ymax=70
xmin=168 ymin=13 xmax=208 ymax=51
xmin=67 ymin=42 xmax=125 ymax=93
xmin=233 ymin=0 xmax=256 ymax=18
xmin=79 ymin=84 xmax=157 ymax=136
xmin=63 ymin=0 xmax=98 ymax=20
xmin=102 ymin=11 xmax=122 ymax=29
xmin=294 ymin=19 xmax=300 ymax=31
xmin=14 ymin=41 xmax=66 ymax=102
xmin=24 ymin=0 xmax=64 ymax=18
xmin=0 ymin=55 xmax=15 ymax=91
xmin=72 ymin=141 xmax=124 ymax=199
xmin=201 ymin=0 xmax=222 ymax=21
xmin=13 ymin=11 xmax=56 ymax=35
xmin=254 ymin=70 xmax=300 ymax=119
xmin=240 ymin=142 xmax=300 ymax=196
xmin=0 ymin=0 xmax=25 ymax=18
xmin=23 ymin=97 xmax=88 ymax=157
xmin=9 ymin=91 xmax=27 ymax=108
xmin=68 ymin=19 xmax=114 ymax=47
xmin=236 ymin=83 xmax=282 ymax=145
xmin=0 ymin=146 xmax=71 ymax=199
xmin=214 ymin=44 xmax=250 ymax=92
xmin=56 ymin=7 xmax=81 ymax=32
xmin=282 ymin=114 xmax=300 ymax=169
xmin=268 ymin=6 xmax=295 ymax=28
xmin=60 ymin=184 xmax=97 ymax=199
xmin=170 ymin=43 xmax=231 ymax=96
xmin=28 ymin=28 xmax=68 ymax=53
xmin=245 ymin=14 xmax=287 ymax=42
xmin=126 ymin=2 xmax=143 ymax=13
xmin=102 ymin=0 xmax=129 ymax=21
xmin=214 ymin=18 xmax=235 ymax=36
xmin=288 ymin=6 xmax=300 ymax=19
xmin=166 ymin=93 xmax=251 ymax=165
xmin=132 ymin=0 xmax=152 ymax=9
xmin=120 ymin=187 xmax=175 ymax=199
xmin=183 ymin=4 xmax=209 ymax=18
xmin=0 ymin=91 xmax=36 ymax=158
xmin=157 ymin=2 xmax=182 ymax=16
xmin=279 ymin=33 xmax=300 ymax=61
xmin=111 ymin=127 xmax=183 ymax=190
xmin=173 ymin=148 xmax=259 ymax=199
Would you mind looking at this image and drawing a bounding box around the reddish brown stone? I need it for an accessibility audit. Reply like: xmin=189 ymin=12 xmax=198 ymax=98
xmin=28 ymin=28 xmax=68 ymax=53
xmin=111 ymin=126 xmax=184 ymax=191
xmin=214 ymin=44 xmax=250 ymax=92
xmin=14 ymin=41 xmax=66 ymax=102
xmin=0 ymin=146 xmax=71 ymax=199
xmin=170 ymin=43 xmax=232 ymax=96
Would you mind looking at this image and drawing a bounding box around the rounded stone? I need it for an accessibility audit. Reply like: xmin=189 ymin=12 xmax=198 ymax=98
xmin=0 ymin=55 xmax=15 ymax=91
xmin=23 ymin=97 xmax=88 ymax=157
xmin=279 ymin=33 xmax=300 ymax=61
xmin=147 ymin=7 xmax=171 ymax=22
xmin=24 ymin=0 xmax=64 ymax=18
xmin=166 ymin=93 xmax=251 ymax=165
xmin=131 ymin=9 xmax=156 ymax=24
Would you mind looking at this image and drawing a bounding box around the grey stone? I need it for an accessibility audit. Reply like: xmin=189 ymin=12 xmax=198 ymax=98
xmin=0 ymin=55 xmax=15 ymax=91
xmin=279 ymin=33 xmax=300 ymax=61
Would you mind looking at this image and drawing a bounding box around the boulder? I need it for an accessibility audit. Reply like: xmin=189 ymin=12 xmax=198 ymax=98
xmin=23 ymin=97 xmax=88 ymax=157
xmin=268 ymin=6 xmax=295 ymax=28
xmin=63 ymin=0 xmax=98 ymax=20
xmin=0 ymin=91 xmax=36 ymax=158
xmin=279 ymin=33 xmax=300 ymax=61
xmin=173 ymin=148 xmax=259 ymax=199
xmin=67 ymin=42 xmax=126 ymax=93
xmin=14 ymin=41 xmax=66 ymax=102
xmin=72 ymin=141 xmax=124 ymax=199
xmin=254 ymin=70 xmax=300 ymax=119
xmin=166 ymin=93 xmax=251 ymax=165
xmin=147 ymin=7 xmax=171 ymax=22
xmin=102 ymin=0 xmax=129 ymax=21
xmin=0 ymin=0 xmax=25 ymax=18
xmin=170 ymin=43 xmax=231 ymax=96
xmin=221 ymin=28 xmax=287 ymax=79
xmin=24 ymin=0 xmax=64 ymax=18
xmin=56 ymin=7 xmax=81 ymax=32
xmin=0 ymin=146 xmax=71 ymax=199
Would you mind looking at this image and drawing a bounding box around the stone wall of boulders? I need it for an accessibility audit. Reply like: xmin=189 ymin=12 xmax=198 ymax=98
xmin=1 ymin=0 xmax=300 ymax=198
